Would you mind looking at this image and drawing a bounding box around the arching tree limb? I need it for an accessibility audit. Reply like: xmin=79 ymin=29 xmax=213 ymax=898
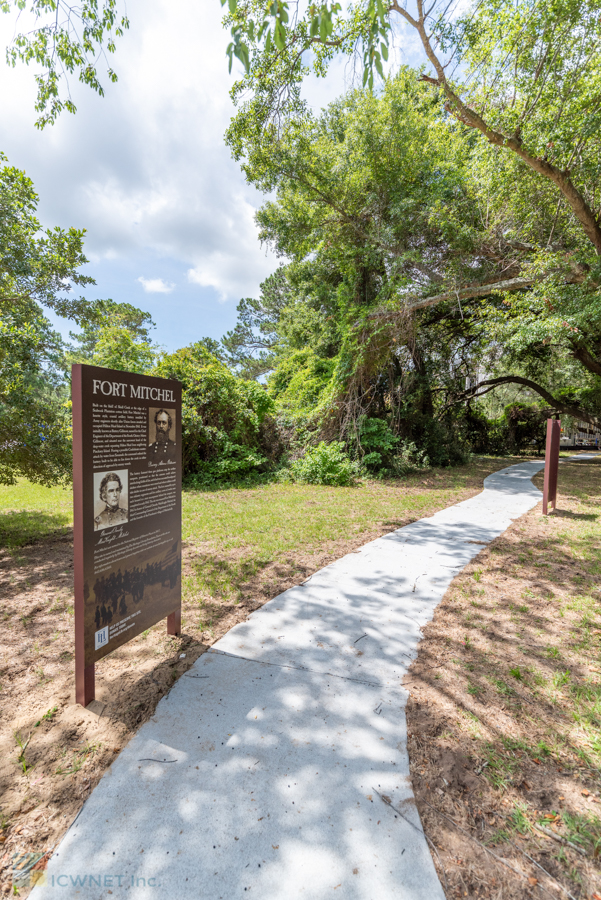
xmin=460 ymin=375 xmax=599 ymax=427
xmin=409 ymin=276 xmax=538 ymax=311
xmin=366 ymin=271 xmax=586 ymax=321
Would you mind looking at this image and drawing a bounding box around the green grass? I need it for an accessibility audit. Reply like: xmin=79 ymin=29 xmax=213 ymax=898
xmin=180 ymin=476 xmax=488 ymax=607
xmin=0 ymin=469 xmax=484 ymax=553
xmin=0 ymin=460 xmax=516 ymax=622
xmin=181 ymin=479 xmax=470 ymax=557
xmin=0 ymin=479 xmax=72 ymax=549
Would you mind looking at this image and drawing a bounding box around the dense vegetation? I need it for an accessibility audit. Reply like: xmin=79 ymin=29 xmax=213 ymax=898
xmin=2 ymin=69 xmax=599 ymax=487
xmin=2 ymin=0 xmax=601 ymax=486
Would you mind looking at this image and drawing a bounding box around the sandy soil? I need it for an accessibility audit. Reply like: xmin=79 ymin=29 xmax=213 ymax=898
xmin=405 ymin=457 xmax=601 ymax=900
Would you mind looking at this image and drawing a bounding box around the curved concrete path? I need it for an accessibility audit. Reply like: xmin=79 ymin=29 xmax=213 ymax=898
xmin=32 ymin=461 xmax=545 ymax=900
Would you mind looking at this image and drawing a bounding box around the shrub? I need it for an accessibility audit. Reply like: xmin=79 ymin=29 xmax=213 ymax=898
xmin=153 ymin=342 xmax=277 ymax=484
xmin=290 ymin=441 xmax=357 ymax=486
xmin=358 ymin=417 xmax=398 ymax=472
xmin=392 ymin=440 xmax=430 ymax=475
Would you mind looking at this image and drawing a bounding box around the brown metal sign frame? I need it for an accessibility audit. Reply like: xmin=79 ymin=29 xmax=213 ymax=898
xmin=542 ymin=417 xmax=560 ymax=515
xmin=73 ymin=364 xmax=182 ymax=707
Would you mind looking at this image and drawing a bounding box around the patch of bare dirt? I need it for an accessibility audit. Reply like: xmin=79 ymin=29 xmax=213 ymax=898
xmin=405 ymin=457 xmax=601 ymax=900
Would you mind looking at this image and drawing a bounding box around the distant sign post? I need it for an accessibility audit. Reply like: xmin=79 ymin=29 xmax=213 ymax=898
xmin=72 ymin=364 xmax=182 ymax=707
xmin=542 ymin=417 xmax=560 ymax=516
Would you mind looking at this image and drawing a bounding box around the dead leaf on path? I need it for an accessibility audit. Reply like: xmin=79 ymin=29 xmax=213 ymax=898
xmin=528 ymin=877 xmax=538 ymax=886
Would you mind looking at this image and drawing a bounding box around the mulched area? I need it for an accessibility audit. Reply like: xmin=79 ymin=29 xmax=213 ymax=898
xmin=406 ymin=456 xmax=601 ymax=900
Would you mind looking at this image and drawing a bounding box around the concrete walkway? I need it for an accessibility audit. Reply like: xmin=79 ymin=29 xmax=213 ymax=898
xmin=33 ymin=460 xmax=545 ymax=900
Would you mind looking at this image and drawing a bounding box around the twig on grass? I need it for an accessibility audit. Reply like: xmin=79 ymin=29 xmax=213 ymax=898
xmin=534 ymin=823 xmax=586 ymax=856
xmin=421 ymin=798 xmax=578 ymax=900
xmin=506 ymin=835 xmax=582 ymax=894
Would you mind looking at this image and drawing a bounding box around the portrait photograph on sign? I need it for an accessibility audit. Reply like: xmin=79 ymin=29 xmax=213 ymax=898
xmin=147 ymin=406 xmax=177 ymax=464
xmin=93 ymin=469 xmax=129 ymax=530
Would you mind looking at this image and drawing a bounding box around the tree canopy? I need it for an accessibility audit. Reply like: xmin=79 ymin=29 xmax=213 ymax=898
xmin=0 ymin=152 xmax=98 ymax=483
xmin=222 ymin=69 xmax=601 ymax=464
xmin=67 ymin=299 xmax=159 ymax=373
xmin=223 ymin=0 xmax=601 ymax=253
xmin=1 ymin=0 xmax=129 ymax=127
xmin=0 ymin=154 xmax=159 ymax=483
xmin=3 ymin=0 xmax=601 ymax=483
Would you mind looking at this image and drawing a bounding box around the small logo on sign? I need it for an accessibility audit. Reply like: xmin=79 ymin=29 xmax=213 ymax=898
xmin=95 ymin=627 xmax=109 ymax=650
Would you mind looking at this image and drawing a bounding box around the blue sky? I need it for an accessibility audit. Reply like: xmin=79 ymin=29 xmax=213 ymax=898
xmin=0 ymin=0 xmax=418 ymax=353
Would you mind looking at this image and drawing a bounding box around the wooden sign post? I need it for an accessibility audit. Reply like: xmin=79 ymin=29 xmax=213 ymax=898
xmin=542 ymin=417 xmax=560 ymax=516
xmin=72 ymin=365 xmax=182 ymax=707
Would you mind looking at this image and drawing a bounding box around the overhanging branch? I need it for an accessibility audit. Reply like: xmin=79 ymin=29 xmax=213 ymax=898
xmin=388 ymin=0 xmax=601 ymax=256
xmin=409 ymin=275 xmax=537 ymax=311
xmin=368 ymin=271 xmax=585 ymax=321
xmin=460 ymin=375 xmax=599 ymax=427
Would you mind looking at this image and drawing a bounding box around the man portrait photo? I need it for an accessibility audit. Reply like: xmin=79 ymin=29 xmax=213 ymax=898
xmin=148 ymin=407 xmax=177 ymax=463
xmin=94 ymin=470 xmax=129 ymax=531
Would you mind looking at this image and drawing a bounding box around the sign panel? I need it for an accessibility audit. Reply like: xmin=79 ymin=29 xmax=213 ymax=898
xmin=72 ymin=365 xmax=182 ymax=699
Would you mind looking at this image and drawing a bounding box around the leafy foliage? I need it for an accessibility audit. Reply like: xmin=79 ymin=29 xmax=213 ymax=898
xmin=0 ymin=152 xmax=94 ymax=315
xmin=67 ymin=299 xmax=159 ymax=373
xmin=289 ymin=441 xmax=357 ymax=486
xmin=0 ymin=298 xmax=71 ymax=485
xmin=153 ymin=342 xmax=276 ymax=485
xmin=1 ymin=0 xmax=129 ymax=128
xmin=0 ymin=153 xmax=100 ymax=484
xmin=221 ymin=267 xmax=291 ymax=377
xmin=357 ymin=416 xmax=398 ymax=472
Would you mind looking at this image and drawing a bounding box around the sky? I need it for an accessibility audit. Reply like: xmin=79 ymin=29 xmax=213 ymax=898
xmin=0 ymin=1 xmax=424 ymax=354
xmin=0 ymin=0 xmax=357 ymax=353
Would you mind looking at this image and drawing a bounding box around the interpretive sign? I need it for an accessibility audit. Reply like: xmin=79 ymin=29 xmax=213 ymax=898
xmin=72 ymin=364 xmax=182 ymax=706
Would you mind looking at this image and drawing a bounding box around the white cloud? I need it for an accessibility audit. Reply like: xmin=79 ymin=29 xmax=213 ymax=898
xmin=137 ymin=277 xmax=175 ymax=294
xmin=0 ymin=0 xmax=281 ymax=310
xmin=0 ymin=0 xmax=357 ymax=348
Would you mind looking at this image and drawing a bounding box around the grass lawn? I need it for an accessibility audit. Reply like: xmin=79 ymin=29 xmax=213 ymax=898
xmin=0 ymin=458 xmax=524 ymax=622
xmin=179 ymin=461 xmax=511 ymax=617
xmin=407 ymin=455 xmax=601 ymax=899
xmin=0 ymin=481 xmax=72 ymax=549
